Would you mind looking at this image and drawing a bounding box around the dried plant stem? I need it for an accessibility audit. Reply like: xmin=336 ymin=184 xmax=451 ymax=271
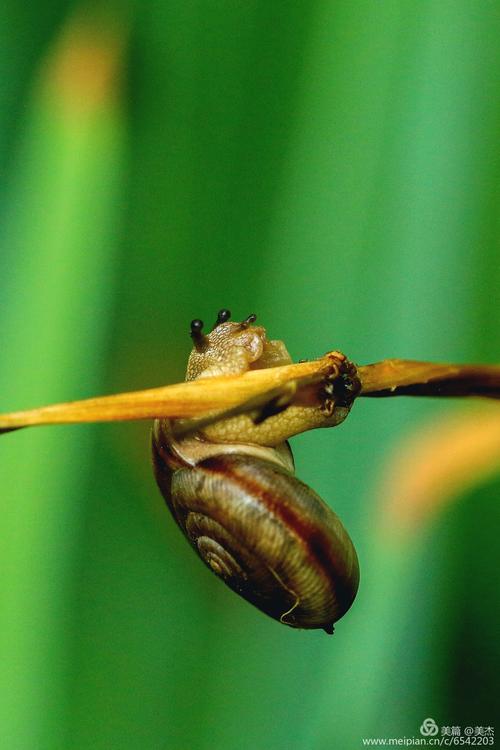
xmin=0 ymin=356 xmax=334 ymax=431
xmin=1 ymin=355 xmax=499 ymax=433
xmin=359 ymin=359 xmax=500 ymax=398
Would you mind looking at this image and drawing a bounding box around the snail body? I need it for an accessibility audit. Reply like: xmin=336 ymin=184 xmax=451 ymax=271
xmin=152 ymin=311 xmax=360 ymax=633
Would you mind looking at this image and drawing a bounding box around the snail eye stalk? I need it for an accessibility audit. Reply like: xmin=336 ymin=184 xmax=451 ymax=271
xmin=240 ymin=313 xmax=257 ymax=329
xmin=190 ymin=319 xmax=207 ymax=350
xmin=212 ymin=309 xmax=231 ymax=330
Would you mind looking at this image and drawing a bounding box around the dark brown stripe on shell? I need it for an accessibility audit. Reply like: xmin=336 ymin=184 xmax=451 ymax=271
xmin=199 ymin=454 xmax=357 ymax=617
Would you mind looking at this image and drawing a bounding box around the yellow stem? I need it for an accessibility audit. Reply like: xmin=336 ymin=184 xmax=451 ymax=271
xmin=1 ymin=355 xmax=499 ymax=432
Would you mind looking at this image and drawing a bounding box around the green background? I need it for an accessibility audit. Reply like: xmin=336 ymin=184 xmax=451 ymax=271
xmin=1 ymin=2 xmax=499 ymax=748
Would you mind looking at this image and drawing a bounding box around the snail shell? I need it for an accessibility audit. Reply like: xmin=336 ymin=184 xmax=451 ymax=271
xmin=152 ymin=312 xmax=360 ymax=633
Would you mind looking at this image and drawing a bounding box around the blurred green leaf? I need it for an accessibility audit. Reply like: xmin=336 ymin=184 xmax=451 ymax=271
xmin=0 ymin=11 xmax=125 ymax=748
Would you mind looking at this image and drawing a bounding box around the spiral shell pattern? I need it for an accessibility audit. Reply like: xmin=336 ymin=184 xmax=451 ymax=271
xmin=153 ymin=436 xmax=359 ymax=633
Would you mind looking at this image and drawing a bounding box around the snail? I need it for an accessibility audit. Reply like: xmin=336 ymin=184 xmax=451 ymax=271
xmin=152 ymin=311 xmax=361 ymax=633
xmin=1 ymin=314 xmax=498 ymax=633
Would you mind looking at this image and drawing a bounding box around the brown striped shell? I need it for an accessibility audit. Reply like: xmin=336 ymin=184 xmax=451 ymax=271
xmin=152 ymin=427 xmax=359 ymax=633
